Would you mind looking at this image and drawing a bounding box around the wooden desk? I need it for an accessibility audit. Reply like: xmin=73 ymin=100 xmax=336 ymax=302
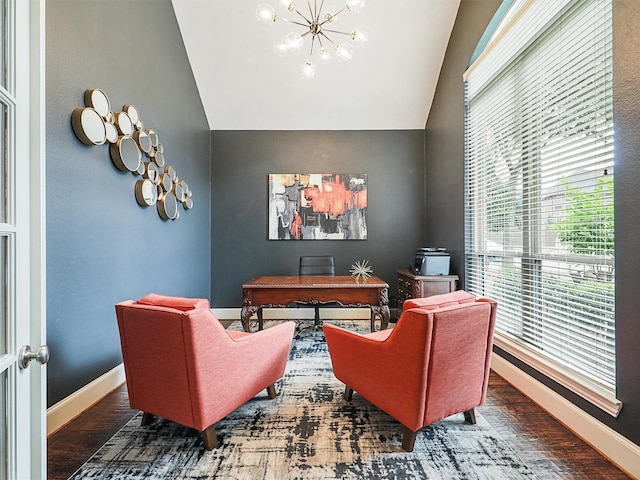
xmin=241 ymin=275 xmax=390 ymax=333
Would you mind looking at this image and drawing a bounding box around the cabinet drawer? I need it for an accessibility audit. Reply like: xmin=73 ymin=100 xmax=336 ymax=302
xmin=398 ymin=286 xmax=413 ymax=301
xmin=397 ymin=276 xmax=412 ymax=290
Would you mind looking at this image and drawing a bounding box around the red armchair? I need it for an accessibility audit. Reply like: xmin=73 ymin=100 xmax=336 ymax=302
xmin=323 ymin=290 xmax=497 ymax=452
xmin=115 ymin=293 xmax=295 ymax=450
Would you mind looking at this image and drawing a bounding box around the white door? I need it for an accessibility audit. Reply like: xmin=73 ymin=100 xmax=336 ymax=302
xmin=0 ymin=0 xmax=46 ymax=478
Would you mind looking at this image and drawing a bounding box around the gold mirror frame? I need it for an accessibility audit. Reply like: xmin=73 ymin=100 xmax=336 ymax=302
xmin=110 ymin=136 xmax=141 ymax=173
xmin=135 ymin=179 xmax=158 ymax=207
xmin=71 ymin=107 xmax=107 ymax=146
xmin=158 ymin=191 xmax=179 ymax=220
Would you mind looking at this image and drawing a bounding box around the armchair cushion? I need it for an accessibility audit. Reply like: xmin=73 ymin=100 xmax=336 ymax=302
xmin=136 ymin=293 xmax=210 ymax=311
xmin=402 ymin=289 xmax=475 ymax=311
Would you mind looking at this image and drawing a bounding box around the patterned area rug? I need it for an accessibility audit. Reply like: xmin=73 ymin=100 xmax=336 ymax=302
xmin=69 ymin=321 xmax=539 ymax=479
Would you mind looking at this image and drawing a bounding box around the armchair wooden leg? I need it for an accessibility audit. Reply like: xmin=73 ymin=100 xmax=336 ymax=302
xmin=202 ymin=425 xmax=219 ymax=450
xmin=266 ymin=383 xmax=277 ymax=399
xmin=463 ymin=408 xmax=477 ymax=424
xmin=344 ymin=386 xmax=354 ymax=402
xmin=141 ymin=412 xmax=155 ymax=426
xmin=402 ymin=426 xmax=418 ymax=452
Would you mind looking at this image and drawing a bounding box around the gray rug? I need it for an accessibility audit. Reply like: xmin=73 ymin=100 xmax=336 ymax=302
xmin=69 ymin=321 xmax=539 ymax=479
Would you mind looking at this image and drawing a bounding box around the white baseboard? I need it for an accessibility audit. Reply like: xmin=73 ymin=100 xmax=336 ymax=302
xmin=46 ymin=363 xmax=126 ymax=436
xmin=491 ymin=353 xmax=640 ymax=479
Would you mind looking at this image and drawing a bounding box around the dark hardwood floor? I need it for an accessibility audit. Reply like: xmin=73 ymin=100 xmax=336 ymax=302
xmin=47 ymin=370 xmax=631 ymax=479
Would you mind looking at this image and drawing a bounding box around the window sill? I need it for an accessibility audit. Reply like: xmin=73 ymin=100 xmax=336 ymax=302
xmin=493 ymin=333 xmax=622 ymax=417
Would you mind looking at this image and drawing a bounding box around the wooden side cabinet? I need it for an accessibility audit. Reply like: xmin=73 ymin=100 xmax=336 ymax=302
xmin=396 ymin=269 xmax=458 ymax=307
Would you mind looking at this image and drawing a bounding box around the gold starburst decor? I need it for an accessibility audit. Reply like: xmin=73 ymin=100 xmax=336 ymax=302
xmin=350 ymin=259 xmax=372 ymax=283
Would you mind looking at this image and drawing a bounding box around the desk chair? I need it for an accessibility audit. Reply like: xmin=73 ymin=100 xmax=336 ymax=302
xmin=297 ymin=255 xmax=335 ymax=337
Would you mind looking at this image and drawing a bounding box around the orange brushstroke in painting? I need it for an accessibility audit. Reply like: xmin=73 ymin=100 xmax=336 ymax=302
xmin=304 ymin=176 xmax=367 ymax=217
xmin=290 ymin=210 xmax=303 ymax=240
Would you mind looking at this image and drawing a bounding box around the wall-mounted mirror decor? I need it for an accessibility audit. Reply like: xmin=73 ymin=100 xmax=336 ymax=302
xmin=71 ymin=107 xmax=107 ymax=146
xmin=71 ymin=88 xmax=194 ymax=220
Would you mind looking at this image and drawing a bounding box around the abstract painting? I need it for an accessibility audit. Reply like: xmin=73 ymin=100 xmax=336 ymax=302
xmin=269 ymin=173 xmax=367 ymax=240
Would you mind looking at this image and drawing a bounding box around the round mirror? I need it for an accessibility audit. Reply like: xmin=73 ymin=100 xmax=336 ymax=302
xmin=145 ymin=161 xmax=159 ymax=184
xmin=146 ymin=129 xmax=158 ymax=147
xmin=71 ymin=107 xmax=107 ymax=146
xmin=164 ymin=165 xmax=177 ymax=181
xmin=173 ymin=182 xmax=185 ymax=202
xmin=135 ymin=179 xmax=158 ymax=207
xmin=136 ymin=160 xmax=145 ymax=176
xmin=160 ymin=172 xmax=173 ymax=192
xmin=84 ymin=89 xmax=111 ymax=118
xmin=110 ymin=135 xmax=141 ymax=172
xmin=123 ymin=104 xmax=139 ymax=124
xmin=184 ymin=196 xmax=194 ymax=210
xmin=158 ymin=191 xmax=179 ymax=220
xmin=154 ymin=151 xmax=165 ymax=167
xmin=114 ymin=111 xmax=134 ymax=136
xmin=135 ymin=119 xmax=144 ymax=131
xmin=133 ymin=130 xmax=152 ymax=154
xmin=105 ymin=121 xmax=118 ymax=143
xmin=156 ymin=143 xmax=164 ymax=154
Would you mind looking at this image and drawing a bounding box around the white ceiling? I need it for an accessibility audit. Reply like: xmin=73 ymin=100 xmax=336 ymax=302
xmin=171 ymin=0 xmax=461 ymax=131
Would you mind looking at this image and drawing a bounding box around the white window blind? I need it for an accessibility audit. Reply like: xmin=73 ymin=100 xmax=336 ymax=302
xmin=464 ymin=0 xmax=618 ymax=414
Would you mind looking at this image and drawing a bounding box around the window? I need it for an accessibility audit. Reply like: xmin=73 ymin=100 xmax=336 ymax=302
xmin=464 ymin=0 xmax=619 ymax=415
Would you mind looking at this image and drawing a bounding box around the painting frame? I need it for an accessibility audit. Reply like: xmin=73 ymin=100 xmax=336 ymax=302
xmin=268 ymin=173 xmax=367 ymax=240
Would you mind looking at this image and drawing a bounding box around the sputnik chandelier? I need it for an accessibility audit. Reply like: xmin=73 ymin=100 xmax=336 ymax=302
xmin=256 ymin=0 xmax=368 ymax=80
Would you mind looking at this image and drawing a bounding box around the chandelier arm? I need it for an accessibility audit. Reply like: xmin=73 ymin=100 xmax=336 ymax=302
xmin=293 ymin=8 xmax=312 ymax=25
xmin=307 ymin=0 xmax=315 ymax=23
xmin=320 ymin=28 xmax=352 ymax=36
xmin=319 ymin=6 xmax=347 ymax=26
xmin=309 ymin=34 xmax=316 ymax=58
xmin=318 ymin=31 xmax=337 ymax=46
xmin=280 ymin=18 xmax=310 ymax=28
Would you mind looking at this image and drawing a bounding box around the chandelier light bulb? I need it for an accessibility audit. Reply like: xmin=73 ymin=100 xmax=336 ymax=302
xmin=284 ymin=32 xmax=304 ymax=55
xmin=278 ymin=0 xmax=296 ymax=11
xmin=335 ymin=43 xmax=355 ymax=63
xmin=274 ymin=40 xmax=289 ymax=57
xmin=256 ymin=3 xmax=277 ymax=25
xmin=302 ymin=61 xmax=316 ymax=80
xmin=319 ymin=47 xmax=332 ymax=64
xmin=352 ymin=28 xmax=368 ymax=44
xmin=345 ymin=0 xmax=366 ymax=13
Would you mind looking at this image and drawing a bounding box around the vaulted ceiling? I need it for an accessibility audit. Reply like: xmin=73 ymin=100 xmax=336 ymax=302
xmin=172 ymin=0 xmax=461 ymax=130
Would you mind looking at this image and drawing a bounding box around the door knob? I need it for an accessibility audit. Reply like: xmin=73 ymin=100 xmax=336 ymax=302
xmin=18 ymin=345 xmax=50 ymax=369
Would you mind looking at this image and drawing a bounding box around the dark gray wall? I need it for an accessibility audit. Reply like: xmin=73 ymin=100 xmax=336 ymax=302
xmin=424 ymin=0 xmax=502 ymax=286
xmin=609 ymin=0 xmax=640 ymax=447
xmin=46 ymin=0 xmax=211 ymax=406
xmin=211 ymin=130 xmax=426 ymax=307
xmin=425 ymin=0 xmax=640 ymax=446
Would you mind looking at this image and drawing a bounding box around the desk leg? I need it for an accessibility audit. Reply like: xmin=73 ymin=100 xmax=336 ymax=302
xmin=240 ymin=306 xmax=258 ymax=333
xmin=370 ymin=305 xmax=390 ymax=331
